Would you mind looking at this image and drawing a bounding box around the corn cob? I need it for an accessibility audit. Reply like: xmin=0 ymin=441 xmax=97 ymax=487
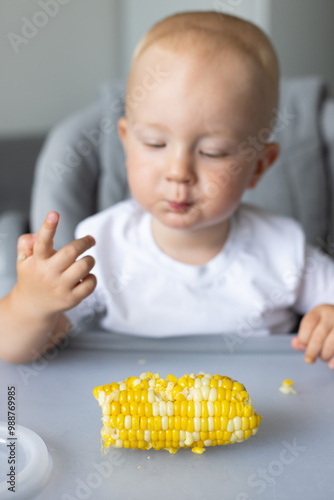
xmin=93 ymin=372 xmax=261 ymax=454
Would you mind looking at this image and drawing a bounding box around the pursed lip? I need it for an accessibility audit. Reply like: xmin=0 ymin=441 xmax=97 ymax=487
xmin=166 ymin=200 xmax=194 ymax=211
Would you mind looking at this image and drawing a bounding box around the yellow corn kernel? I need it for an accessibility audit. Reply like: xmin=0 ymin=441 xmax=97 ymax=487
xmin=217 ymin=387 xmax=226 ymax=401
xmin=167 ymin=374 xmax=177 ymax=384
xmin=140 ymin=416 xmax=148 ymax=430
xmin=209 ymin=378 xmax=218 ymax=388
xmin=121 ymin=402 xmax=129 ymax=415
xmin=180 ymin=400 xmax=188 ymax=417
xmin=241 ymin=416 xmax=249 ymax=431
xmin=188 ymin=401 xmax=195 ymax=418
xmin=181 ymin=417 xmax=188 ymax=431
xmin=228 ymin=402 xmax=236 ymax=419
xmin=201 ymin=401 xmax=209 ymax=418
xmin=93 ymin=372 xmax=262 ymax=453
xmin=249 ymin=415 xmax=257 ymax=429
xmin=174 ymin=401 xmax=181 ymax=416
xmin=174 ymin=416 xmax=181 ymax=431
xmin=186 ymin=418 xmax=195 ymax=433
xmin=154 ymin=417 xmax=162 ymax=431
xmin=221 ymin=400 xmax=230 ymax=416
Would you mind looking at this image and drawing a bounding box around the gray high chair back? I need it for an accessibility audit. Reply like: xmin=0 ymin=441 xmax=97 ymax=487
xmin=0 ymin=77 xmax=334 ymax=299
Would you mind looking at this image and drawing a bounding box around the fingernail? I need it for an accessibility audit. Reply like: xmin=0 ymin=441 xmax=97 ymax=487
xmin=304 ymin=356 xmax=314 ymax=364
xmin=17 ymin=253 xmax=26 ymax=262
xmin=328 ymin=359 xmax=334 ymax=370
xmin=88 ymin=235 xmax=95 ymax=245
xmin=47 ymin=212 xmax=58 ymax=223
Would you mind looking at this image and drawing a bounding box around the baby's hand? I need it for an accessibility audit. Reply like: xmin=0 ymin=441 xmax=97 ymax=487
xmin=291 ymin=304 xmax=334 ymax=370
xmin=15 ymin=211 xmax=96 ymax=319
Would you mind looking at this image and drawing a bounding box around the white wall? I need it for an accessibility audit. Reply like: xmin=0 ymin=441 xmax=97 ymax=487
xmin=271 ymin=0 xmax=334 ymax=94
xmin=117 ymin=0 xmax=271 ymax=77
xmin=1 ymin=0 xmax=333 ymax=138
xmin=0 ymin=0 xmax=119 ymax=137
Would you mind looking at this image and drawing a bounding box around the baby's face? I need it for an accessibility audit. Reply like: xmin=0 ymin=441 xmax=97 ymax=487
xmin=119 ymin=46 xmax=275 ymax=232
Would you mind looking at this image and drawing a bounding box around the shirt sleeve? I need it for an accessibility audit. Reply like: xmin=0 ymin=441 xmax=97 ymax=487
xmin=293 ymin=244 xmax=334 ymax=314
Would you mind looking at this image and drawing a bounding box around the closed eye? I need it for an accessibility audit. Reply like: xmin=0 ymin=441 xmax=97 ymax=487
xmin=145 ymin=142 xmax=166 ymax=149
xmin=200 ymin=151 xmax=228 ymax=158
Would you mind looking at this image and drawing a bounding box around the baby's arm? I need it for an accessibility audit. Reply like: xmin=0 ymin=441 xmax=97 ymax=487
xmin=0 ymin=212 xmax=96 ymax=364
xmin=291 ymin=305 xmax=334 ymax=370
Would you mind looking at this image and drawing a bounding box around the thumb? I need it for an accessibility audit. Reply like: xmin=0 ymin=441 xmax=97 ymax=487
xmin=17 ymin=233 xmax=38 ymax=262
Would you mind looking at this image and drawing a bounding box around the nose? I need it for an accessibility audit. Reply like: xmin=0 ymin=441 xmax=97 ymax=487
xmin=164 ymin=152 xmax=196 ymax=184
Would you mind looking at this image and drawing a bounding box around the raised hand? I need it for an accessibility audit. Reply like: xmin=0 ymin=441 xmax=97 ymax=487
xmin=15 ymin=211 xmax=97 ymax=318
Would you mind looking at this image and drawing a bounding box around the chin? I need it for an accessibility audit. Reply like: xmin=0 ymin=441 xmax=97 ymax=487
xmin=158 ymin=211 xmax=201 ymax=229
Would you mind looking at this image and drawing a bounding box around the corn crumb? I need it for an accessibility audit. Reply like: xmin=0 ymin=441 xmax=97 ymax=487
xmin=279 ymin=379 xmax=297 ymax=394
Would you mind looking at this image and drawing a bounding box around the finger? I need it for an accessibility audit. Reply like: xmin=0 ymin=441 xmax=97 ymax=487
xmin=33 ymin=212 xmax=59 ymax=259
xmin=51 ymin=235 xmax=95 ymax=272
xmin=297 ymin=311 xmax=321 ymax=347
xmin=320 ymin=329 xmax=334 ymax=362
xmin=304 ymin=322 xmax=331 ymax=364
xmin=17 ymin=233 xmax=38 ymax=262
xmin=71 ymin=273 xmax=97 ymax=305
xmin=291 ymin=336 xmax=306 ymax=351
xmin=63 ymin=255 xmax=96 ymax=287
xmin=328 ymin=357 xmax=334 ymax=370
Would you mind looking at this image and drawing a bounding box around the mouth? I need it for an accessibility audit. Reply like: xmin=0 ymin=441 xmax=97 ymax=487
xmin=166 ymin=200 xmax=194 ymax=212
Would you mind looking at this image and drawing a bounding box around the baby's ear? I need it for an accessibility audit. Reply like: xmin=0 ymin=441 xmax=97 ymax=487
xmin=247 ymin=142 xmax=280 ymax=189
xmin=117 ymin=117 xmax=128 ymax=146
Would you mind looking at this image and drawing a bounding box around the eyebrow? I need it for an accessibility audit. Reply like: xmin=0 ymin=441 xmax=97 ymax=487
xmin=132 ymin=122 xmax=236 ymax=139
xmin=132 ymin=122 xmax=170 ymax=133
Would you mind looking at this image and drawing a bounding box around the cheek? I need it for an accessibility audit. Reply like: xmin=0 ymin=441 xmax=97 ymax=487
xmin=126 ymin=155 xmax=158 ymax=205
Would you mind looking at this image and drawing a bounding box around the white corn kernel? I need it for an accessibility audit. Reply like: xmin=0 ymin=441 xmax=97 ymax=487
xmin=193 ymin=388 xmax=203 ymax=402
xmin=194 ymin=417 xmax=201 ymax=432
xmin=152 ymin=402 xmax=159 ymax=416
xmin=227 ymin=420 xmax=235 ymax=433
xmin=98 ymin=391 xmax=106 ymax=406
xmin=167 ymin=401 xmax=174 ymax=416
xmin=235 ymin=430 xmax=244 ymax=440
xmin=202 ymin=377 xmax=210 ymax=386
xmin=162 ymin=416 xmax=168 ymax=430
xmin=208 ymin=417 xmax=214 ymax=432
xmin=102 ymin=403 xmax=110 ymax=416
xmin=194 ymin=378 xmax=202 ymax=389
xmin=185 ymin=432 xmax=194 ymax=446
xmin=207 ymin=401 xmax=214 ymax=417
xmin=144 ymin=430 xmax=151 ymax=441
xmin=124 ymin=415 xmax=131 ymax=429
xmin=208 ymin=388 xmax=217 ymax=402
xmin=201 ymin=386 xmax=210 ymax=400
xmin=233 ymin=416 xmax=241 ymax=431
xmin=229 ymin=433 xmax=237 ymax=443
xmin=148 ymin=390 xmax=155 ymax=403
xmin=192 ymin=431 xmax=200 ymax=442
xmin=204 ymin=439 xmax=212 ymax=447
xmin=159 ymin=400 xmax=167 ymax=413
xmin=194 ymin=401 xmax=201 ymax=418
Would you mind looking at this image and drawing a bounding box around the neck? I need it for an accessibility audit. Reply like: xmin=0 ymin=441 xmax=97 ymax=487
xmin=151 ymin=217 xmax=230 ymax=265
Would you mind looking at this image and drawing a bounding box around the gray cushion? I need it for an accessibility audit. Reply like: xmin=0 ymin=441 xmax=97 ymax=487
xmin=243 ymin=77 xmax=329 ymax=246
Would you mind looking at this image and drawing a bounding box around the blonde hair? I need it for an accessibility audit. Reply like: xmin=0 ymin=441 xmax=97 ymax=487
xmin=128 ymin=11 xmax=279 ymax=125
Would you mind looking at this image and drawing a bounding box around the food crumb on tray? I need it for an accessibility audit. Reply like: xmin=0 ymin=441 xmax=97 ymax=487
xmin=279 ymin=379 xmax=297 ymax=395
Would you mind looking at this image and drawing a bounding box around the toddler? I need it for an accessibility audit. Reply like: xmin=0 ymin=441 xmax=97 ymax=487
xmin=1 ymin=11 xmax=334 ymax=367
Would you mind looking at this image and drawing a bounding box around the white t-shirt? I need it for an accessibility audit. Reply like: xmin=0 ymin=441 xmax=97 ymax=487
xmin=66 ymin=199 xmax=334 ymax=337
